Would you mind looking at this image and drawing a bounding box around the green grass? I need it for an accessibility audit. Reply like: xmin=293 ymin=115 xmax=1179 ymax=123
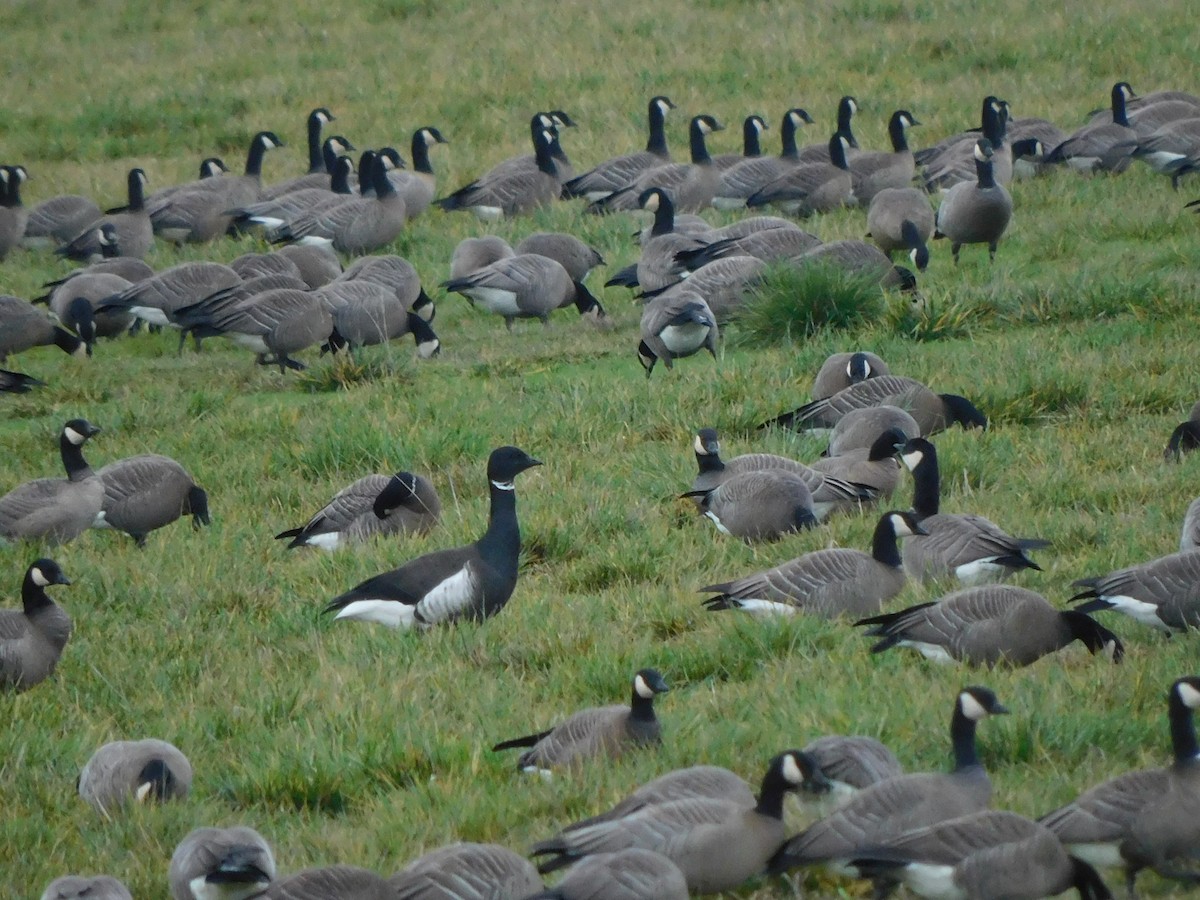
xmin=2 ymin=0 xmax=1200 ymax=896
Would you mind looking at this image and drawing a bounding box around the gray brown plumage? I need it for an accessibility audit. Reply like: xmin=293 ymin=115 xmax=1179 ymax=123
xmin=324 ymin=283 xmax=441 ymax=358
xmin=47 ymin=271 xmax=135 ymax=354
xmin=228 ymin=154 xmax=354 ymax=231
xmin=713 ymin=108 xmax=815 ymax=209
xmin=935 ymin=139 xmax=1012 ymax=264
xmin=687 ymin=469 xmax=818 ymax=542
xmin=274 ymin=243 xmax=342 ymax=288
xmin=648 ymin=254 xmax=766 ymax=323
xmin=919 ymin=97 xmax=1013 ymax=190
xmin=40 ymin=876 xmax=132 ymax=900
xmin=827 ymin=405 xmax=921 ymax=457
xmin=57 ymin=169 xmax=152 ymax=262
xmin=0 ymin=559 xmax=72 ymax=692
xmin=867 ymin=187 xmax=934 ymax=270
xmin=563 ymin=96 xmax=675 ymax=201
xmin=637 ymin=290 xmax=717 ymax=376
xmin=848 ymin=110 xmax=920 ymax=206
xmin=94 ymin=454 xmax=210 ymax=546
xmin=797 ymin=239 xmax=916 ymax=289
xmin=276 ymin=471 xmax=441 ymax=551
xmin=0 ymin=419 xmax=104 ymax=545
xmin=859 ymin=584 xmax=1124 ymax=667
xmin=701 ymin=511 xmax=924 ymax=619
xmin=449 ymin=236 xmax=515 ymax=281
xmin=1070 ymin=548 xmax=1200 ymax=633
xmin=388 ymin=842 xmax=543 ymax=899
xmin=384 ymin=127 xmax=448 ymax=219
xmin=523 ymin=849 xmax=688 ymax=900
xmin=1046 ymin=82 xmax=1138 ymax=173
xmin=77 ymin=738 xmax=193 ymax=814
xmin=22 ymin=195 xmax=103 ymax=250
xmin=0 ymin=294 xmax=86 ymax=362
xmin=260 ymin=866 xmax=390 ymax=899
xmin=441 ymin=254 xmax=605 ymax=330
xmin=202 ymin=287 xmax=333 ymax=372
xmin=437 ymin=117 xmax=560 ymax=219
xmin=0 ymin=166 xmax=30 ymax=260
xmin=811 ymin=351 xmax=890 ymax=401
xmin=272 ymin=155 xmax=406 ymax=254
xmin=516 ymin=232 xmax=604 ymax=282
xmin=802 ymin=735 xmax=904 ymax=808
xmin=809 ymin=427 xmax=906 ymax=499
xmin=95 ymin=261 xmax=242 ymax=329
xmin=492 ymin=669 xmax=668 ymax=773
xmin=168 ymin=826 xmax=275 ymax=900
xmin=746 ymin=132 xmax=855 ymax=215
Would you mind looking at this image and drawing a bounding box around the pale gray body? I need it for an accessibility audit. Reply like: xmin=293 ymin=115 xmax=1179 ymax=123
xmin=516 ymin=233 xmax=604 ymax=283
xmin=811 ymin=351 xmax=890 ymax=401
xmin=449 ymin=236 xmax=516 ymax=281
xmin=867 ymin=188 xmax=935 ymax=259
xmin=95 ymin=454 xmax=207 ymax=543
xmin=529 ymin=849 xmax=688 ymax=900
xmin=0 ymin=450 xmax=103 ymax=547
xmin=168 ymin=826 xmax=275 ymax=900
xmin=827 ymin=406 xmax=921 ymax=457
xmin=77 ymin=738 xmax=193 ymax=813
xmin=692 ymin=469 xmax=817 ymax=542
xmin=40 ymin=875 xmax=132 ymax=900
xmin=388 ymin=842 xmax=543 ymax=899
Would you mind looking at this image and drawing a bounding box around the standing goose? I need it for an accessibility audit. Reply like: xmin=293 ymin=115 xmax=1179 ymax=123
xmin=200 ymin=287 xmax=333 ymax=372
xmin=848 ymin=110 xmax=920 ymax=205
xmin=746 ymin=132 xmax=856 ymax=215
xmin=174 ymin=273 xmax=310 ymax=352
xmin=1040 ymin=676 xmax=1200 ymax=900
xmin=685 ymin=469 xmax=819 ymax=542
xmin=275 ymin=243 xmax=342 ymax=288
xmin=0 ymin=419 xmax=104 ymax=545
xmin=324 ymin=284 xmax=441 ymax=358
xmin=0 ymin=559 xmax=72 ymax=692
xmin=935 ymin=139 xmax=1012 ymax=263
xmin=769 ymin=687 xmax=1009 ymax=880
xmin=0 ymin=369 xmax=43 ymax=392
xmin=37 ymin=231 xmax=153 ymax=303
xmin=1046 ymin=82 xmax=1139 ymax=172
xmin=0 ymin=294 xmax=86 ymax=362
xmin=258 ymin=107 xmax=337 ymax=199
xmin=1163 ymin=400 xmax=1200 ymax=460
xmin=849 ymin=810 xmax=1114 ymax=900
xmin=22 ymin=192 xmax=102 ymax=250
xmin=323 ymin=446 xmax=540 ymax=630
xmin=867 ymin=187 xmax=935 ymax=270
xmin=436 ymin=117 xmax=560 ymax=219
xmin=690 ymin=426 xmax=872 ymax=520
xmin=808 ymin=427 xmax=908 ymax=499
xmin=41 ymin=876 xmax=132 ymax=900
xmin=149 ymin=131 xmax=285 ymax=242
xmin=95 ymin=261 xmax=242 ymax=330
xmin=276 ymin=471 xmax=441 ymax=550
xmin=1007 ymin=116 xmax=1068 ymax=178
xmin=895 ymin=437 xmax=1049 ymax=584
xmin=385 ymin=126 xmax=449 ymax=218
xmin=493 ymin=669 xmax=669 ymax=774
xmin=515 ymin=232 xmax=604 ymax=283
xmin=47 ymin=270 xmax=136 ymax=356
xmin=228 ymin=153 xmax=355 ymax=231
xmin=522 ymin=849 xmax=687 ymax=900
xmin=441 ymin=254 xmax=606 ymax=330
xmin=563 ymin=96 xmax=675 ymax=201
xmin=1181 ymin=497 xmax=1200 ymax=552
xmin=811 ymin=350 xmax=890 ymax=400
xmin=93 ymin=454 xmax=210 ymax=546
xmin=797 ymin=239 xmax=918 ymax=290
xmin=77 ymin=738 xmax=192 ymax=813
xmin=700 ymin=510 xmax=925 ymax=619
xmin=713 ymin=108 xmax=815 ymax=209
xmin=531 ymin=750 xmax=818 ymax=894
xmin=586 ymin=114 xmax=725 ymax=214
xmin=711 ymin=114 xmax=769 ymax=170
xmin=0 ymin=165 xmax=30 ymax=260
xmin=388 ymin=843 xmax=543 ymax=899
xmin=797 ymin=95 xmax=859 ymax=162
xmin=168 ymin=826 xmax=275 ymax=900
xmin=761 ymin=374 xmax=987 ymax=435
xmin=637 ymin=289 xmax=718 ymax=376
xmin=449 ymin=236 xmax=515 ymax=281
xmin=624 ymin=188 xmax=711 ymax=294
xmin=647 ymin=254 xmax=767 ymax=323
xmin=920 ymin=97 xmax=1012 ymax=190
xmin=1069 ymin=548 xmax=1200 ymax=633
xmin=57 ymin=168 xmax=152 ymax=261
xmin=1132 ymin=116 xmax=1200 ymax=186
xmin=857 ymin=584 xmax=1124 ymax=667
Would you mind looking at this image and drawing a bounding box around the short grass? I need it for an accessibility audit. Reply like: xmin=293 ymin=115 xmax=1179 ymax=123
xmin=2 ymin=0 xmax=1200 ymax=896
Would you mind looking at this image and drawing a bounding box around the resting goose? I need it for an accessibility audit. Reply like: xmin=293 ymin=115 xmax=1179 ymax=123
xmin=168 ymin=826 xmax=275 ymax=900
xmin=276 ymin=471 xmax=440 ymax=550
xmin=713 ymin=107 xmax=815 ymax=209
xmin=0 ymin=419 xmax=104 ymax=545
xmin=40 ymin=876 xmax=131 ymax=900
xmin=524 ymin=849 xmax=687 ymax=900
xmin=0 ymin=559 xmax=72 ymax=692
xmin=77 ymin=738 xmax=193 ymax=813
xmin=685 ymin=469 xmax=819 ymax=542
xmin=388 ymin=843 xmax=542 ymax=898
xmin=563 ymin=96 xmax=676 ymax=201
xmin=436 ymin=116 xmax=560 ymax=219
xmin=811 ymin=350 xmax=890 ymax=401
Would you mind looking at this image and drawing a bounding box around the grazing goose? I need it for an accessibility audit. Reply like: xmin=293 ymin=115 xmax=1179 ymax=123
xmin=711 ymin=114 xmax=769 ymax=171
xmin=848 ymin=110 xmax=920 ymax=205
xmin=690 ymin=426 xmax=872 ymax=520
xmin=37 ymin=232 xmax=153 ymax=303
xmin=532 ymin=750 xmax=818 ymax=893
xmin=896 ymin=437 xmax=1049 ymax=584
xmin=586 ymin=114 xmax=725 ymax=214
xmin=93 ymin=454 xmax=210 ymax=546
xmin=0 ymin=294 xmax=86 ymax=362
xmin=523 ymin=849 xmax=688 ymax=900
xmin=229 ymin=250 xmax=305 ymax=281
xmin=168 ymin=826 xmax=275 ymax=900
xmin=441 ymin=254 xmax=606 ymax=330
xmin=449 ymin=235 xmax=515 ymax=280
xmin=1046 ymin=82 xmax=1139 ymax=173
xmin=22 ymin=193 xmax=102 ymax=250
xmin=493 ymin=669 xmax=668 ymax=774
xmin=1070 ymin=548 xmax=1200 ymax=633
xmin=259 ymin=866 xmax=390 ymax=899
xmin=201 ymin=287 xmax=333 ymax=372
xmin=858 ymin=584 xmax=1124 ymax=667
xmin=798 ymin=239 xmax=918 ymax=290
xmin=149 ymin=131 xmax=285 ymax=242
xmin=277 ymin=471 xmax=440 ymax=550
xmin=850 ymin=810 xmax=1114 ymax=900
xmin=637 ymin=289 xmax=718 ymax=376
xmin=672 ymin=221 xmax=822 ymax=271
xmin=388 ymin=842 xmax=543 ymax=899
xmin=436 ymin=117 xmax=560 ymax=219
xmin=274 ymin=243 xmax=342 ymax=288
xmin=867 ymin=187 xmax=934 ymax=270
xmin=323 ymin=446 xmax=540 ymax=630
xmin=0 ymin=420 xmax=104 ymax=545
xmin=174 ymin=273 xmax=309 ymax=351
xmin=802 ymin=735 xmax=904 ymax=812
xmin=0 ymin=165 xmax=29 ymax=260
xmin=769 ymin=687 xmax=1008 ymax=881
xmin=685 ymin=469 xmax=819 ymax=542
xmin=77 ymin=738 xmax=192 ymax=813
xmin=812 ymin=350 xmax=890 ymax=400
xmin=713 ymin=108 xmax=815 ymax=209
xmin=746 ymin=132 xmax=856 ymax=215
xmin=1133 ymin=117 xmax=1200 ymax=187
xmin=41 ymin=876 xmax=132 ymax=900
xmin=0 ymin=368 xmax=43 ymax=392
xmin=333 ymin=254 xmax=435 ymax=322
xmin=258 ymin=107 xmax=337 ymax=199
xmin=808 ymin=427 xmax=908 ymax=498
xmin=47 ymin=270 xmax=136 ymax=355
xmin=563 ymin=765 xmax=755 ymax=833
xmin=1164 ymin=400 xmax=1200 ymax=459
xmin=935 ymin=139 xmax=1012 ymax=263
xmin=1181 ymin=497 xmax=1200 ymax=552
xmin=563 ymin=96 xmax=675 ymax=201
xmin=1007 ymin=116 xmax=1068 ymax=178
xmin=0 ymin=559 xmax=72 ymax=692
xmin=827 ymin=406 xmax=922 ymax=457
xmin=1040 ymin=676 xmax=1200 ymax=900
xmin=384 ymin=126 xmax=449 ymax=219
xmin=57 ymin=168 xmax=152 ymax=262
xmin=325 ymin=286 xmax=441 ymax=358
xmin=228 ymin=153 xmax=354 ymax=231
xmin=762 ymin=374 xmax=987 ymax=435
xmin=516 ymin=232 xmax=604 ymax=282
xmin=95 ymin=261 xmax=242 ymax=330
xmin=648 ymin=254 xmax=767 ymax=323
xmin=701 ymin=510 xmax=924 ymax=619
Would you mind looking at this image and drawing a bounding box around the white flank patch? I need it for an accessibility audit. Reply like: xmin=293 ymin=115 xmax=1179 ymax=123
xmin=228 ymin=334 xmax=269 ymax=353
xmin=92 ymin=511 xmax=111 ymax=529
xmin=1103 ymin=594 xmax=1169 ymax=630
xmin=1139 ymin=150 xmax=1185 ymax=171
xmin=1066 ymin=156 xmax=1101 ymax=172
xmin=1013 ymin=159 xmax=1038 ymax=179
xmin=959 ymin=690 xmax=989 ymax=720
xmin=703 ymin=510 xmax=732 ymax=536
xmin=470 ymin=206 xmax=504 ymax=222
xmin=248 ymin=215 xmax=284 ymax=228
xmin=899 ymin=640 xmax=956 ymax=664
xmin=659 ymin=322 xmax=710 ymax=355
xmin=31 ymin=567 xmax=49 ymax=587
xmin=130 ymin=306 xmax=171 ymax=327
xmin=693 ymin=433 xmax=710 ymax=455
xmin=711 ymin=196 xmax=749 ymax=211
xmin=810 ymin=500 xmax=836 ymax=522
xmin=335 ymin=599 xmax=417 ymax=629
xmin=1177 ymin=681 xmax=1200 ymax=709
xmin=1063 ymin=841 xmax=1125 ymax=870
xmin=728 ymin=599 xmax=799 ymax=617
xmin=297 ymin=235 xmax=334 ymax=248
xmin=471 ymin=287 xmax=521 ymax=316
xmin=415 ymin=566 xmax=477 ymax=623
xmin=583 ymin=190 xmax=612 ymax=202
xmin=305 ymin=531 xmax=343 ymax=551
xmin=903 ymin=862 xmax=965 ymax=900
xmin=521 ymin=765 xmax=555 ymax=781
xmin=954 ymin=557 xmax=1006 ymax=584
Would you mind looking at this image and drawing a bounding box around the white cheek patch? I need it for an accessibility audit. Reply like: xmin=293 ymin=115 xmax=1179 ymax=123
xmin=64 ymin=427 xmax=86 ymax=446
xmin=644 ymin=194 xmax=660 ymax=212
xmin=781 ymin=753 xmax=804 ymax=785
xmin=1177 ymin=682 xmax=1200 ymax=709
xmin=693 ymin=434 xmax=709 ymax=455
xmin=974 ymin=144 xmax=988 ymax=162
xmin=31 ymin=567 xmax=49 ymax=587
xmin=136 ymin=780 xmax=154 ymax=802
xmin=900 ymin=450 xmax=924 ymax=470
xmin=318 ymin=111 xmax=333 ymax=124
xmin=417 ymin=339 xmax=440 ymax=359
xmin=634 ymin=674 xmax=653 ymax=698
xmin=959 ymin=691 xmax=989 ymax=720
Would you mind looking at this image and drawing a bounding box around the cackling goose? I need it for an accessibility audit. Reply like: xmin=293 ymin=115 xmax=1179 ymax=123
xmin=493 ymin=668 xmax=668 ymax=774
xmin=867 ymin=187 xmax=934 ymax=270
xmin=711 ymin=113 xmax=769 ymax=171
xmin=523 ymin=849 xmax=687 ymax=900
xmin=848 ymin=109 xmax=920 ymax=205
xmin=920 ymin=97 xmax=1012 ymax=191
xmin=811 ymin=350 xmax=890 ymax=400
xmin=701 ymin=510 xmax=925 ymax=619
xmin=935 ymin=139 xmax=1012 ymax=263
xmin=713 ymin=108 xmax=815 ymax=209
xmin=646 ymin=254 xmax=767 ymax=323
xmin=78 ymin=738 xmax=192 ymax=814
xmin=1181 ymin=497 xmax=1200 ymax=552
xmin=685 ymin=469 xmax=819 ymax=542
xmin=57 ymin=169 xmax=152 ymax=262
xmin=41 ymin=876 xmax=132 ymax=900
xmin=277 ymin=471 xmax=440 ymax=550
xmin=436 ymin=116 xmax=560 ymax=219
xmin=637 ymin=289 xmax=717 ymax=376
xmin=47 ymin=271 xmax=136 ymax=355
xmin=563 ymin=96 xmax=675 ymax=201
xmin=258 ymin=107 xmax=338 ymax=199
xmin=0 ymin=419 xmax=104 ymax=545
xmin=323 ymin=446 xmax=540 ymax=629
xmin=827 ymin=407 xmax=926 ymax=457
xmin=561 ymin=766 xmax=754 ymax=833
xmin=199 ymin=287 xmax=333 ymax=372
xmin=96 ymin=261 xmax=242 ymax=331
xmin=449 ymin=236 xmax=515 ymax=281
xmin=1046 ymin=82 xmax=1138 ymax=173
xmin=801 ymin=735 xmax=904 ymax=812
xmin=0 ymin=165 xmax=29 ymax=260
xmin=169 ymin=825 xmax=275 ymax=900
xmin=228 ymin=153 xmax=354 ymax=232
xmin=258 ymin=866 xmax=390 ymax=899
xmin=324 ymin=285 xmax=441 ymax=358
xmin=797 ymin=238 xmax=918 ymax=290
xmin=858 ymin=584 xmax=1124 ymax=667
xmin=808 ymin=427 xmax=908 ymax=499
xmin=0 ymin=559 xmax=72 ymax=692
xmin=385 ymin=126 xmax=449 ymax=219
xmin=0 ymin=294 xmax=86 ymax=362
xmin=442 ymin=254 xmax=606 ymax=330
xmin=622 ymin=187 xmax=710 ymax=293
xmin=22 ymin=193 xmax=102 ymax=250
xmin=388 ymin=842 xmax=543 ymax=899
xmin=746 ymin=132 xmax=856 ymax=215
xmin=515 ymin=232 xmax=604 ymax=283
xmin=1070 ymin=548 xmax=1200 ymax=633
xmin=93 ymin=454 xmax=210 ymax=546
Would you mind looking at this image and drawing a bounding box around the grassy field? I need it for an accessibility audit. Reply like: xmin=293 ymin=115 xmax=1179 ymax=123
xmin=2 ymin=0 xmax=1200 ymax=896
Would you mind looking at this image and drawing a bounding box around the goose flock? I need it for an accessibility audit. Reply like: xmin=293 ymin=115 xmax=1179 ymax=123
xmin=3 ymin=78 xmax=1200 ymax=899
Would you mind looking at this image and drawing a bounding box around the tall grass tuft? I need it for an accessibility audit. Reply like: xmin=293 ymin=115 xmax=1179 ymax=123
xmin=730 ymin=264 xmax=887 ymax=345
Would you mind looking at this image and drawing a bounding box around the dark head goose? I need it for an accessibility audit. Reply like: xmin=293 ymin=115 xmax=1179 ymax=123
xmin=1164 ymin=400 xmax=1200 ymax=460
xmin=168 ymin=825 xmax=275 ymax=900
xmin=563 ymin=95 xmax=676 ymax=201
xmin=1046 ymin=82 xmax=1139 ymax=173
xmin=624 ymin=187 xmax=711 ymax=294
xmin=895 ymin=437 xmax=1049 ymax=584
xmin=801 ymin=735 xmax=904 ymax=813
xmin=0 ymin=294 xmax=86 ymax=362
xmin=711 ymin=114 xmax=769 ymax=171
xmin=769 ymin=687 xmax=1008 ymax=882
xmin=0 ymin=419 xmax=104 ymax=545
xmin=745 ymin=132 xmax=856 ymax=215
xmin=0 ymin=559 xmax=72 ymax=691
xmin=858 ymin=584 xmax=1124 ymax=667
xmin=385 ymin=126 xmax=449 ymax=219
xmin=934 ymin=139 xmax=1012 ymax=264
xmin=685 ymin=469 xmax=819 ymax=543
xmin=22 ymin=191 xmax=102 ymax=250
xmin=276 ymin=471 xmax=441 ymax=551
xmin=848 ymin=109 xmax=920 ymax=205
xmin=48 ymin=271 xmax=137 ymax=356
xmin=0 ymin=165 xmax=29 ymax=261
xmin=388 ymin=842 xmax=543 ymax=899
xmin=713 ymin=107 xmax=816 ymax=209
xmin=701 ymin=510 xmax=925 ymax=619
xmin=57 ymin=168 xmax=152 ymax=262
xmin=229 ymin=153 xmax=355 ymax=232
xmin=323 ymin=446 xmax=540 ymax=630
xmin=492 ymin=668 xmax=669 ymax=774
xmin=93 ymin=454 xmax=210 ymax=546
xmin=441 ymin=253 xmax=606 ymax=331
xmin=436 ymin=117 xmax=561 ymax=219
xmin=794 ymin=96 xmax=859 ymax=163
xmin=77 ymin=738 xmax=192 ymax=813
xmin=257 ymin=107 xmax=339 ymax=199
xmin=524 ymin=848 xmax=688 ymax=900
xmin=532 ymin=750 xmax=820 ymax=894
xmin=1040 ymin=675 xmax=1200 ymax=899
xmin=920 ymin=97 xmax=1012 ymax=191
xmin=809 ymin=426 xmax=908 ymax=498
xmin=812 ymin=350 xmax=890 ymax=401
xmin=41 ymin=876 xmax=132 ymax=900
xmin=1070 ymin=548 xmax=1200 ymax=633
